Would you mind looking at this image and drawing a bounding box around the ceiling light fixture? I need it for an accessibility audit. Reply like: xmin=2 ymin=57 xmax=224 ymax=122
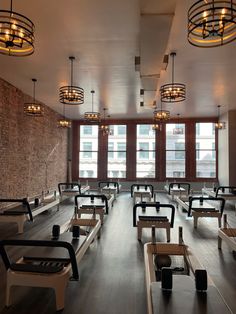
xmin=0 ymin=0 xmax=35 ymax=56
xmin=188 ymin=0 xmax=236 ymax=48
xmin=153 ymin=101 xmax=170 ymax=122
xmin=24 ymin=79 xmax=43 ymax=116
xmin=160 ymin=52 xmax=186 ymax=103
xmin=173 ymin=113 xmax=184 ymax=134
xmin=215 ymin=105 xmax=226 ymax=129
xmin=100 ymin=108 xmax=110 ymax=136
xmin=84 ymin=90 xmax=100 ymax=123
xmin=152 ymin=123 xmax=161 ymax=131
xmin=58 ymin=103 xmax=71 ymax=128
xmin=59 ymin=56 xmax=84 ymax=105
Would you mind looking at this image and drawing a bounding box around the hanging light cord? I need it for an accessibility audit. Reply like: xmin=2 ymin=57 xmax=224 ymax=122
xmin=172 ymin=53 xmax=175 ymax=86
xmin=32 ymin=79 xmax=36 ymax=104
xmin=91 ymin=91 xmax=95 ymax=112
xmin=70 ymin=57 xmax=73 ymax=86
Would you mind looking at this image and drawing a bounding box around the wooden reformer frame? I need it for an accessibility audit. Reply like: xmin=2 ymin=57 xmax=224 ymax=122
xmin=218 ymin=214 xmax=236 ymax=252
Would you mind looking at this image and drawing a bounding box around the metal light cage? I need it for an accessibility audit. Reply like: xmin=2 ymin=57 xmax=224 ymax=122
xmin=84 ymin=111 xmax=101 ymax=123
xmin=188 ymin=0 xmax=236 ymax=48
xmin=153 ymin=109 xmax=170 ymax=121
xmin=160 ymin=83 xmax=186 ymax=103
xmin=58 ymin=118 xmax=72 ymax=128
xmin=24 ymin=79 xmax=44 ymax=116
xmin=0 ymin=0 xmax=35 ymax=56
xmin=59 ymin=56 xmax=84 ymax=105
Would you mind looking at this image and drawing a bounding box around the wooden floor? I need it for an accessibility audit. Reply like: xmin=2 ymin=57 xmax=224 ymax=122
xmin=0 ymin=192 xmax=236 ymax=313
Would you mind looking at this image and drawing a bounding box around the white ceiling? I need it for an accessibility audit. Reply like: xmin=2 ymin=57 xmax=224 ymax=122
xmin=0 ymin=0 xmax=235 ymax=119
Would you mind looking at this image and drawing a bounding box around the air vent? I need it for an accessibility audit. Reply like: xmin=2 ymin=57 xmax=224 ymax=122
xmin=135 ymin=56 xmax=140 ymax=71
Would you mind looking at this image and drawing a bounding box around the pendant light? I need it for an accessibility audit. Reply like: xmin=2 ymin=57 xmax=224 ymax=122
xmin=160 ymin=52 xmax=186 ymax=103
xmin=188 ymin=0 xmax=236 ymax=48
xmin=59 ymin=56 xmax=84 ymax=105
xmin=24 ymin=79 xmax=43 ymax=116
xmin=58 ymin=103 xmax=71 ymax=128
xmin=0 ymin=0 xmax=35 ymax=56
xmin=84 ymin=90 xmax=101 ymax=123
xmin=215 ymin=105 xmax=226 ymax=129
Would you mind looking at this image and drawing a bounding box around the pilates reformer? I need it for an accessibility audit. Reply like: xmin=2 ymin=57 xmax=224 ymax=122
xmin=202 ymin=186 xmax=236 ymax=210
xmin=218 ymin=214 xmax=236 ymax=252
xmin=0 ymin=192 xmax=59 ymax=233
xmin=131 ymin=184 xmax=154 ymax=205
xmin=58 ymin=182 xmax=90 ymax=202
xmin=98 ymin=181 xmax=121 ymax=200
xmin=133 ymin=202 xmax=175 ymax=242
xmin=0 ymin=216 xmax=101 ymax=311
xmin=177 ymin=196 xmax=225 ymax=228
xmin=144 ymin=226 xmax=232 ymax=314
xmin=164 ymin=182 xmax=191 ymax=201
xmin=75 ymin=194 xmax=111 ymax=224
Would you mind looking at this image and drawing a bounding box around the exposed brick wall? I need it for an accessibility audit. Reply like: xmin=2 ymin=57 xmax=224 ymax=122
xmin=0 ymin=78 xmax=68 ymax=199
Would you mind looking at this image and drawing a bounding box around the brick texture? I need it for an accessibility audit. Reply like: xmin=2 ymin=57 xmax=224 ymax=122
xmin=0 ymin=77 xmax=68 ymax=199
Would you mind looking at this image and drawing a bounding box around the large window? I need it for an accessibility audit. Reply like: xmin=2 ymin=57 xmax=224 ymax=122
xmin=166 ymin=123 xmax=185 ymax=178
xmin=79 ymin=125 xmax=98 ymax=178
xmin=107 ymin=125 xmax=127 ymax=178
xmin=196 ymin=123 xmax=216 ymax=178
xmin=136 ymin=124 xmax=155 ymax=178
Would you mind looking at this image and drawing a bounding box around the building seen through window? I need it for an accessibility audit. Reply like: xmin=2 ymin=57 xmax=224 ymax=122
xmin=79 ymin=125 xmax=98 ymax=178
xmin=196 ymin=123 xmax=216 ymax=178
xmin=166 ymin=123 xmax=186 ymax=178
xmin=136 ymin=124 xmax=155 ymax=178
xmin=107 ymin=125 xmax=127 ymax=178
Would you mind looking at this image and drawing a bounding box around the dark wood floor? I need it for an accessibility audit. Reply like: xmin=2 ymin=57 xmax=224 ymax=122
xmin=0 ymin=193 xmax=236 ymax=314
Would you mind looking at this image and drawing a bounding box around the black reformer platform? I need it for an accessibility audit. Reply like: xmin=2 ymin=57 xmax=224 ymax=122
xmin=133 ymin=202 xmax=175 ymax=242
